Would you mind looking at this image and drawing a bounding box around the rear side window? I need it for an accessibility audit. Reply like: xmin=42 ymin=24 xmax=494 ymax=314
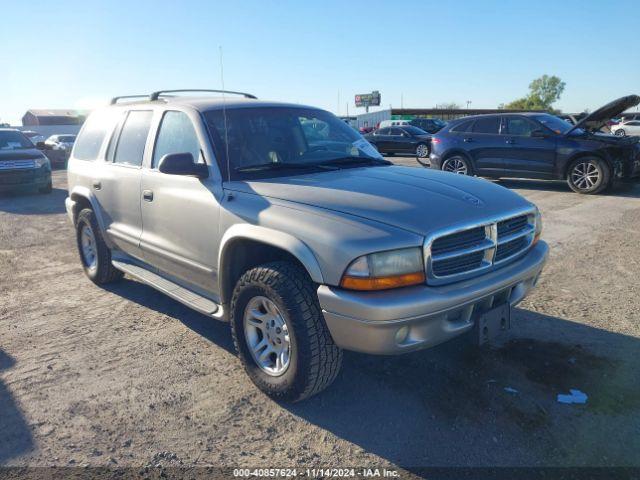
xmin=152 ymin=111 xmax=201 ymax=168
xmin=471 ymin=117 xmax=500 ymax=134
xmin=113 ymin=111 xmax=153 ymax=166
xmin=450 ymin=120 xmax=473 ymax=133
xmin=504 ymin=117 xmax=537 ymax=136
xmin=73 ymin=110 xmax=121 ymax=161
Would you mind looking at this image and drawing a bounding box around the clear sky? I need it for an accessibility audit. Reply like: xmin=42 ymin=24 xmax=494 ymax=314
xmin=1 ymin=0 xmax=639 ymax=125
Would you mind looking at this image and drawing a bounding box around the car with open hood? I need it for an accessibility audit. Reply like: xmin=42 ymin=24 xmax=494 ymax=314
xmin=65 ymin=90 xmax=548 ymax=401
xmin=428 ymin=95 xmax=640 ymax=194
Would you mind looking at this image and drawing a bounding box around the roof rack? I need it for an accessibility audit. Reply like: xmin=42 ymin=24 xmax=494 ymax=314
xmin=149 ymin=89 xmax=257 ymax=101
xmin=109 ymin=95 xmax=149 ymax=105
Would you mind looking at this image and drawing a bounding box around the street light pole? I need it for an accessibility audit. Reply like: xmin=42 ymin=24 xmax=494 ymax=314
xmin=466 ymin=100 xmax=472 ymax=109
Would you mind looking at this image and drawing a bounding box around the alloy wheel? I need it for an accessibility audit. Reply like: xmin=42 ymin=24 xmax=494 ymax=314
xmin=615 ymin=129 xmax=626 ymax=136
xmin=416 ymin=144 xmax=429 ymax=158
xmin=243 ymin=296 xmax=291 ymax=376
xmin=571 ymin=162 xmax=600 ymax=191
xmin=80 ymin=224 xmax=97 ymax=271
xmin=442 ymin=157 xmax=469 ymax=175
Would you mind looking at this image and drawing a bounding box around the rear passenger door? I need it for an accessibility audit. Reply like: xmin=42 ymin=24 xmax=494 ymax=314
xmin=464 ymin=116 xmax=506 ymax=175
xmin=501 ymin=116 xmax=557 ymax=177
xmin=94 ymin=110 xmax=153 ymax=260
xmin=139 ymin=110 xmax=222 ymax=294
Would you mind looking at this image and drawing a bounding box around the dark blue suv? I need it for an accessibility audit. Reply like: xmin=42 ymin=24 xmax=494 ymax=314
xmin=428 ymin=95 xmax=640 ymax=194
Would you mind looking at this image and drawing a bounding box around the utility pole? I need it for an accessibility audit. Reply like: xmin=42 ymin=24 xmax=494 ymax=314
xmin=401 ymin=93 xmax=404 ymax=109
xmin=466 ymin=100 xmax=472 ymax=109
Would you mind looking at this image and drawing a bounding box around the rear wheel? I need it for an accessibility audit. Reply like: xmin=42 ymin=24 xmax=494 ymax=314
xmin=230 ymin=261 xmax=342 ymax=402
xmin=416 ymin=143 xmax=429 ymax=159
xmin=441 ymin=155 xmax=472 ymax=175
xmin=75 ymin=208 xmax=124 ymax=284
xmin=567 ymin=157 xmax=611 ymax=194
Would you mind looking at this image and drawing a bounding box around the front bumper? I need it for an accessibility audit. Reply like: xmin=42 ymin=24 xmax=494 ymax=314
xmin=0 ymin=167 xmax=51 ymax=192
xmin=318 ymin=241 xmax=548 ymax=355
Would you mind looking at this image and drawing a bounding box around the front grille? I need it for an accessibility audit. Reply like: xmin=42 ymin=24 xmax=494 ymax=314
xmin=431 ymin=226 xmax=486 ymax=255
xmin=427 ymin=211 xmax=535 ymax=284
xmin=495 ymin=236 xmax=528 ymax=262
xmin=0 ymin=159 xmax=36 ymax=170
xmin=497 ymin=215 xmax=528 ymax=238
xmin=432 ymin=251 xmax=485 ymax=276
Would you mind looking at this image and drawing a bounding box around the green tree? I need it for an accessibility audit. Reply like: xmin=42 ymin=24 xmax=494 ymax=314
xmin=505 ymin=75 xmax=566 ymax=111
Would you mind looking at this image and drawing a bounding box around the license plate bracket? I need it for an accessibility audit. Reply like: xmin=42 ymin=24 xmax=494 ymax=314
xmin=476 ymin=303 xmax=511 ymax=346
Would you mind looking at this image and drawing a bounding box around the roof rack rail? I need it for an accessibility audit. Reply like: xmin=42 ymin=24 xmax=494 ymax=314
xmin=109 ymin=95 xmax=149 ymax=105
xmin=149 ymin=89 xmax=257 ymax=101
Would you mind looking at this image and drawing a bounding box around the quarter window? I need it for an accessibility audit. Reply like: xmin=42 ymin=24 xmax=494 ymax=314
xmin=153 ymin=111 xmax=201 ymax=168
xmin=113 ymin=111 xmax=153 ymax=166
xmin=471 ymin=117 xmax=500 ymax=134
xmin=451 ymin=120 xmax=473 ymax=133
xmin=73 ymin=110 xmax=122 ymax=161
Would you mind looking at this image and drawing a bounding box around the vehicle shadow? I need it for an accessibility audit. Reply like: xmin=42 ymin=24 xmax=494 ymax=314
xmin=0 ymin=350 xmax=34 ymax=464
xmin=103 ymin=278 xmax=235 ymax=354
xmin=496 ymin=178 xmax=640 ymax=198
xmin=0 ymin=187 xmax=67 ymax=215
xmin=285 ymin=308 xmax=640 ymax=469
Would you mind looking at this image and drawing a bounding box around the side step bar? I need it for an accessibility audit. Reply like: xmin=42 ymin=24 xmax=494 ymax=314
xmin=112 ymin=260 xmax=224 ymax=319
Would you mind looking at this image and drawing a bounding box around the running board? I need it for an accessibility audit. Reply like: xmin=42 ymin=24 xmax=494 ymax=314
xmin=112 ymin=260 xmax=224 ymax=319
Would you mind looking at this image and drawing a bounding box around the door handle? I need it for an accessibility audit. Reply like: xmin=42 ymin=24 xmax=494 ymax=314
xmin=142 ymin=189 xmax=154 ymax=202
xmin=92 ymin=180 xmax=101 ymax=190
xmin=463 ymin=137 xmax=473 ymax=143
xmin=505 ymin=139 xmax=515 ymax=144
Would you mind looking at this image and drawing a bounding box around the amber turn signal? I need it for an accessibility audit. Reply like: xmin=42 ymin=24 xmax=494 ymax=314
xmin=341 ymin=271 xmax=426 ymax=291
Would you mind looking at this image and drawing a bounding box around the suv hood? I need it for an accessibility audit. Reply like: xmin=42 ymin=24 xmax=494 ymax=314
xmin=227 ymin=166 xmax=533 ymax=237
xmin=0 ymin=148 xmax=45 ymax=161
xmin=568 ymin=94 xmax=640 ymax=134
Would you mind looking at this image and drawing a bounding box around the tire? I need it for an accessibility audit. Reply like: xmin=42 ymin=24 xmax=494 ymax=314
xmin=230 ymin=261 xmax=342 ymax=402
xmin=39 ymin=180 xmax=52 ymax=194
xmin=566 ymin=157 xmax=611 ymax=194
xmin=615 ymin=129 xmax=626 ymax=136
xmin=75 ymin=208 xmax=124 ymax=284
xmin=441 ymin=155 xmax=472 ymax=175
xmin=415 ymin=143 xmax=430 ymax=164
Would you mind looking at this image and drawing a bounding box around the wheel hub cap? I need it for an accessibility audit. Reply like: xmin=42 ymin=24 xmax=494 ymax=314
xmin=417 ymin=145 xmax=428 ymax=157
xmin=443 ymin=158 xmax=468 ymax=174
xmin=80 ymin=225 xmax=97 ymax=270
xmin=571 ymin=162 xmax=599 ymax=190
xmin=243 ymin=296 xmax=291 ymax=376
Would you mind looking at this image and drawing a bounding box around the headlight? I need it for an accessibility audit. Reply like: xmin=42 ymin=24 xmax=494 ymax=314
xmin=34 ymin=156 xmax=50 ymax=168
xmin=533 ymin=207 xmax=543 ymax=244
xmin=340 ymin=247 xmax=425 ymax=290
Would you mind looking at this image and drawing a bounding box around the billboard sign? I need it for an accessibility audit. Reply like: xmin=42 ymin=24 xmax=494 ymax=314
xmin=355 ymin=91 xmax=381 ymax=108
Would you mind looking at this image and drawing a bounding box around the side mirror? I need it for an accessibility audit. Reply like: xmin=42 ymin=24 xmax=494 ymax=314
xmin=531 ymin=129 xmax=548 ymax=138
xmin=158 ymin=153 xmax=208 ymax=178
xmin=36 ymin=141 xmax=49 ymax=150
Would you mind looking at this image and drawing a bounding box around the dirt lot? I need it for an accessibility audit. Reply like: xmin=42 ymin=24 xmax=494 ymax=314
xmin=1 ymin=164 xmax=639 ymax=475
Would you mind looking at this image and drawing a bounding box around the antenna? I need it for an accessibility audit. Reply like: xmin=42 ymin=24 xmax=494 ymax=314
xmin=219 ymin=46 xmax=231 ymax=183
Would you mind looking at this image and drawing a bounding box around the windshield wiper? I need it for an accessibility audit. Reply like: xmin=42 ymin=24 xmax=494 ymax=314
xmin=316 ymin=156 xmax=392 ymax=167
xmin=234 ymin=162 xmax=338 ymax=173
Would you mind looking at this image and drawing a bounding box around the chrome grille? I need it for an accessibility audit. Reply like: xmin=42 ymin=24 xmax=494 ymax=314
xmin=426 ymin=210 xmax=536 ymax=285
xmin=0 ymin=159 xmax=37 ymax=170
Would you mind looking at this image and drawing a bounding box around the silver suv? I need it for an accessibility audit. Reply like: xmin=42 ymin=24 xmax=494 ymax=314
xmin=66 ymin=90 xmax=548 ymax=401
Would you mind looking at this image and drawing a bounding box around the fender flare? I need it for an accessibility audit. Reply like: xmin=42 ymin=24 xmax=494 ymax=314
xmin=218 ymin=224 xmax=325 ymax=295
xmin=69 ymin=186 xmax=113 ymax=247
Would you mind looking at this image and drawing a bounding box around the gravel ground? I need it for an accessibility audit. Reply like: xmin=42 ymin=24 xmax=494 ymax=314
xmin=1 ymin=165 xmax=639 ymax=476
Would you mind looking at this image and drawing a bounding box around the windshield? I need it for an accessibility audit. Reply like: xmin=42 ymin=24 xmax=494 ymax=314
xmin=58 ymin=135 xmax=76 ymax=142
xmin=0 ymin=131 xmax=34 ymax=150
xmin=531 ymin=114 xmax=580 ymax=135
xmin=205 ymin=107 xmax=384 ymax=179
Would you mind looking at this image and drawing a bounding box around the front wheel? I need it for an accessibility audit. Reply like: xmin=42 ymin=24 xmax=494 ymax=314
xmin=230 ymin=262 xmax=343 ymax=402
xmin=39 ymin=179 xmax=52 ymax=194
xmin=441 ymin=155 xmax=472 ymax=175
xmin=615 ymin=129 xmax=626 ymax=136
xmin=567 ymin=157 xmax=611 ymax=194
